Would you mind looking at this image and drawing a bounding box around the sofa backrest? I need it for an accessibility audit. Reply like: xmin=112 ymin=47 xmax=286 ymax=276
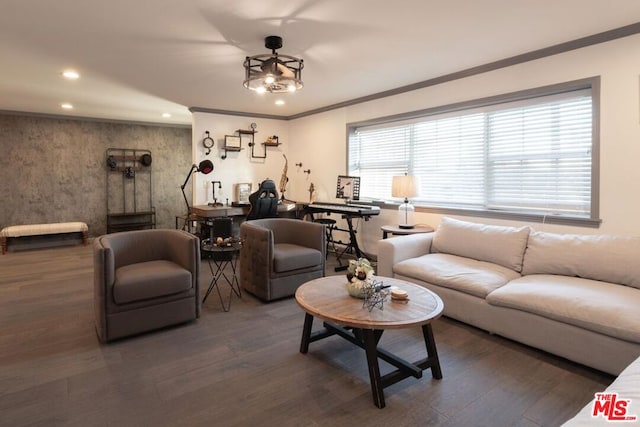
xmin=522 ymin=231 xmax=640 ymax=289
xmin=432 ymin=217 xmax=531 ymax=272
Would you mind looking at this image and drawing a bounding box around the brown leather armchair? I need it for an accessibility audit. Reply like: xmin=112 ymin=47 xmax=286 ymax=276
xmin=93 ymin=229 xmax=200 ymax=342
xmin=239 ymin=218 xmax=325 ymax=301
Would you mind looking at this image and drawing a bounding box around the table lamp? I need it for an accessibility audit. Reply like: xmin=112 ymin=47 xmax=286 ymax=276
xmin=392 ymin=174 xmax=419 ymax=229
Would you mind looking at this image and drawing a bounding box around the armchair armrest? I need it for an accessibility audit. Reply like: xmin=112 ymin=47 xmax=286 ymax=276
xmin=165 ymin=230 xmax=200 ymax=275
xmin=240 ymin=221 xmax=274 ymax=284
xmin=377 ymin=233 xmax=434 ymax=277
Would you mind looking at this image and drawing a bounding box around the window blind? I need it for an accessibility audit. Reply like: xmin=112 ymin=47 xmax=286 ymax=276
xmin=348 ymin=86 xmax=594 ymax=219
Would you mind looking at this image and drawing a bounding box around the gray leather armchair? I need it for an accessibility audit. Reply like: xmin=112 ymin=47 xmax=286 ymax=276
xmin=93 ymin=229 xmax=200 ymax=342
xmin=239 ymin=218 xmax=325 ymax=301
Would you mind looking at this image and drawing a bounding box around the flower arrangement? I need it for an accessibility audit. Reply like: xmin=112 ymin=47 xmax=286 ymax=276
xmin=346 ymin=258 xmax=375 ymax=298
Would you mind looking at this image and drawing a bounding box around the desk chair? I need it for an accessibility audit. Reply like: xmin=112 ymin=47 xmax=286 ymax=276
xmin=246 ymin=179 xmax=279 ymax=220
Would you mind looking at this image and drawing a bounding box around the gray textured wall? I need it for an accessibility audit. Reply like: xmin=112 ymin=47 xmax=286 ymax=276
xmin=0 ymin=113 xmax=192 ymax=236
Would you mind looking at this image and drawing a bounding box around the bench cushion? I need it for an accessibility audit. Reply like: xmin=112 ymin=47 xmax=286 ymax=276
xmin=113 ymin=260 xmax=192 ymax=304
xmin=1 ymin=222 xmax=88 ymax=237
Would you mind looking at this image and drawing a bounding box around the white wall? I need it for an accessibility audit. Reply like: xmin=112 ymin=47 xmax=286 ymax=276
xmin=190 ymin=112 xmax=289 ymax=206
xmin=193 ymin=34 xmax=640 ymax=255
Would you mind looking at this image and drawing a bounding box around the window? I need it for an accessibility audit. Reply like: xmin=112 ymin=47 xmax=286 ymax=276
xmin=348 ymin=78 xmax=600 ymax=226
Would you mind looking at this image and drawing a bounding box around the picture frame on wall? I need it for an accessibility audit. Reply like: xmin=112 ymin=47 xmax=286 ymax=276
xmin=235 ymin=183 xmax=252 ymax=204
xmin=225 ymin=135 xmax=241 ymax=150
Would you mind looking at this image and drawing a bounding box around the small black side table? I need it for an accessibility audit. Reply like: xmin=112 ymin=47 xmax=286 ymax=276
xmin=202 ymin=242 xmax=242 ymax=311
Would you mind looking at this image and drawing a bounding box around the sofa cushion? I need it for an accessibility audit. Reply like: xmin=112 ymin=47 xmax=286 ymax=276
xmin=114 ymin=260 xmax=192 ymax=304
xmin=394 ymin=253 xmax=521 ymax=298
xmin=273 ymin=243 xmax=322 ymax=273
xmin=432 ymin=217 xmax=530 ymax=272
xmin=487 ymin=275 xmax=640 ymax=344
xmin=522 ymin=231 xmax=640 ymax=289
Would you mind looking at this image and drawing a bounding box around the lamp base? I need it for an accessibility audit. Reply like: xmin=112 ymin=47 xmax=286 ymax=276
xmin=397 ymin=201 xmax=415 ymax=229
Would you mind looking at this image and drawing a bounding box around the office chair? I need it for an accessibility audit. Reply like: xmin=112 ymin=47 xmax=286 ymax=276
xmin=246 ymin=179 xmax=279 ymax=220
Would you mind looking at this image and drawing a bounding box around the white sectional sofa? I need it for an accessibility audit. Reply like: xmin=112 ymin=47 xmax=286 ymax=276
xmin=562 ymin=355 xmax=640 ymax=425
xmin=378 ymin=217 xmax=640 ymax=376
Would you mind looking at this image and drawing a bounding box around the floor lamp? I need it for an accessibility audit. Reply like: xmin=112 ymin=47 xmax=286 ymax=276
xmin=181 ymin=159 xmax=214 ymax=217
xmin=392 ymin=174 xmax=419 ymax=229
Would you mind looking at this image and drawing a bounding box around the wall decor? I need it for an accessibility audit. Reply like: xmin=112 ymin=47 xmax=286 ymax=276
xmin=202 ymin=130 xmax=214 ymax=155
xmin=222 ymin=135 xmax=242 ymax=159
xmin=235 ymin=183 xmax=252 ymax=204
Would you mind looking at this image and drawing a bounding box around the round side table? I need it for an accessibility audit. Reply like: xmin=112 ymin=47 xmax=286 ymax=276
xmin=381 ymin=224 xmax=434 ymax=239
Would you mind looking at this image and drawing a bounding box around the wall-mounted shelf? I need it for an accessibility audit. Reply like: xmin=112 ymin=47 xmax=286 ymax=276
xmin=221 ymin=130 xmax=250 ymax=159
xmin=249 ymin=132 xmax=281 ymax=158
xmin=107 ymin=209 xmax=156 ymax=233
xmin=263 ymin=135 xmax=280 ymax=147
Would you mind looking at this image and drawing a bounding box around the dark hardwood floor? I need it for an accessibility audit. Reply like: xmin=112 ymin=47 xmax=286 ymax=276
xmin=0 ymin=242 xmax=613 ymax=426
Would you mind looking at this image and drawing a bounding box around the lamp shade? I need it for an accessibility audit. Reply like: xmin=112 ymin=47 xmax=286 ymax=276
xmin=392 ymin=175 xmax=419 ymax=199
xmin=197 ymin=159 xmax=214 ymax=174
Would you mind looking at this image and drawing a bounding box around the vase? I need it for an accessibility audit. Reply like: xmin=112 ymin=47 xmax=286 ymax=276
xmin=346 ymin=279 xmax=367 ymax=298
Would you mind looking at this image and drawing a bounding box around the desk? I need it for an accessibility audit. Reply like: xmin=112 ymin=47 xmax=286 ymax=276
xmin=178 ymin=203 xmax=304 ymax=240
xmin=191 ymin=205 xmax=245 ymax=218
xmin=295 ymin=276 xmax=444 ymax=408
xmin=381 ymin=224 xmax=434 ymax=239
xmin=202 ymin=242 xmax=242 ymax=311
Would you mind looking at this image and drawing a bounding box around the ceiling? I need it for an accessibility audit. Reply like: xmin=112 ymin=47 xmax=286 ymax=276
xmin=2 ymin=1 xmax=640 ymax=126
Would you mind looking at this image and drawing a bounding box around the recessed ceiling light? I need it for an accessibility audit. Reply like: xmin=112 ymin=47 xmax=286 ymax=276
xmin=62 ymin=70 xmax=80 ymax=80
xmin=275 ymin=99 xmax=285 ymax=106
xmin=61 ymin=103 xmax=74 ymax=110
xmin=162 ymin=113 xmax=171 ymax=118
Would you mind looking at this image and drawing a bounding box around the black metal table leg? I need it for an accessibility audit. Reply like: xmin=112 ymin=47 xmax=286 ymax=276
xmin=362 ymin=328 xmax=385 ymax=409
xmin=202 ymin=251 xmax=241 ymax=312
xmin=300 ymin=313 xmax=314 ymax=354
xmin=422 ymin=323 xmax=443 ymax=379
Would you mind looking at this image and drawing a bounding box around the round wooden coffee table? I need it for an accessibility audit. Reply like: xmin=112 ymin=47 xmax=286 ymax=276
xmin=295 ymin=275 xmax=444 ymax=408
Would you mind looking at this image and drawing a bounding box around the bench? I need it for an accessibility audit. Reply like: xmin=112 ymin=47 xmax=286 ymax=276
xmin=1 ymin=222 xmax=88 ymax=254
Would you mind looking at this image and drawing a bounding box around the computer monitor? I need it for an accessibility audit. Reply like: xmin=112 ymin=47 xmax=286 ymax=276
xmin=336 ymin=175 xmax=360 ymax=201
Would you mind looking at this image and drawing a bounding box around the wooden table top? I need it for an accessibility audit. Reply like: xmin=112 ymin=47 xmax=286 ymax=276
xmin=295 ymin=276 xmax=444 ymax=330
xmin=380 ymin=224 xmax=434 ymax=235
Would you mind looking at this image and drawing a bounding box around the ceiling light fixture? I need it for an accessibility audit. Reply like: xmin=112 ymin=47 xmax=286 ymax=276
xmin=62 ymin=70 xmax=80 ymax=80
xmin=243 ymin=36 xmax=303 ymax=94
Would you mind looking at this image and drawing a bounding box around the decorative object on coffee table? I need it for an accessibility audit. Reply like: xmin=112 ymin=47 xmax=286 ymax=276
xmin=345 ymin=257 xmax=374 ymax=298
xmin=362 ymin=278 xmax=390 ymax=311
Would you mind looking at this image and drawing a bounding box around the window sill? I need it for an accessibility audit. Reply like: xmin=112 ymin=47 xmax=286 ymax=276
xmin=376 ymin=202 xmax=601 ymax=228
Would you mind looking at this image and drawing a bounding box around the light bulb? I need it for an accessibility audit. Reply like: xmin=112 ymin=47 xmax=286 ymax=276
xmin=256 ymin=86 xmax=267 ymax=94
xmin=264 ymin=75 xmax=275 ymax=85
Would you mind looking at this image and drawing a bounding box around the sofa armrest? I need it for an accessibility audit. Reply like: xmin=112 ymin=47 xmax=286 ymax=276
xmin=377 ymin=233 xmax=434 ymax=277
